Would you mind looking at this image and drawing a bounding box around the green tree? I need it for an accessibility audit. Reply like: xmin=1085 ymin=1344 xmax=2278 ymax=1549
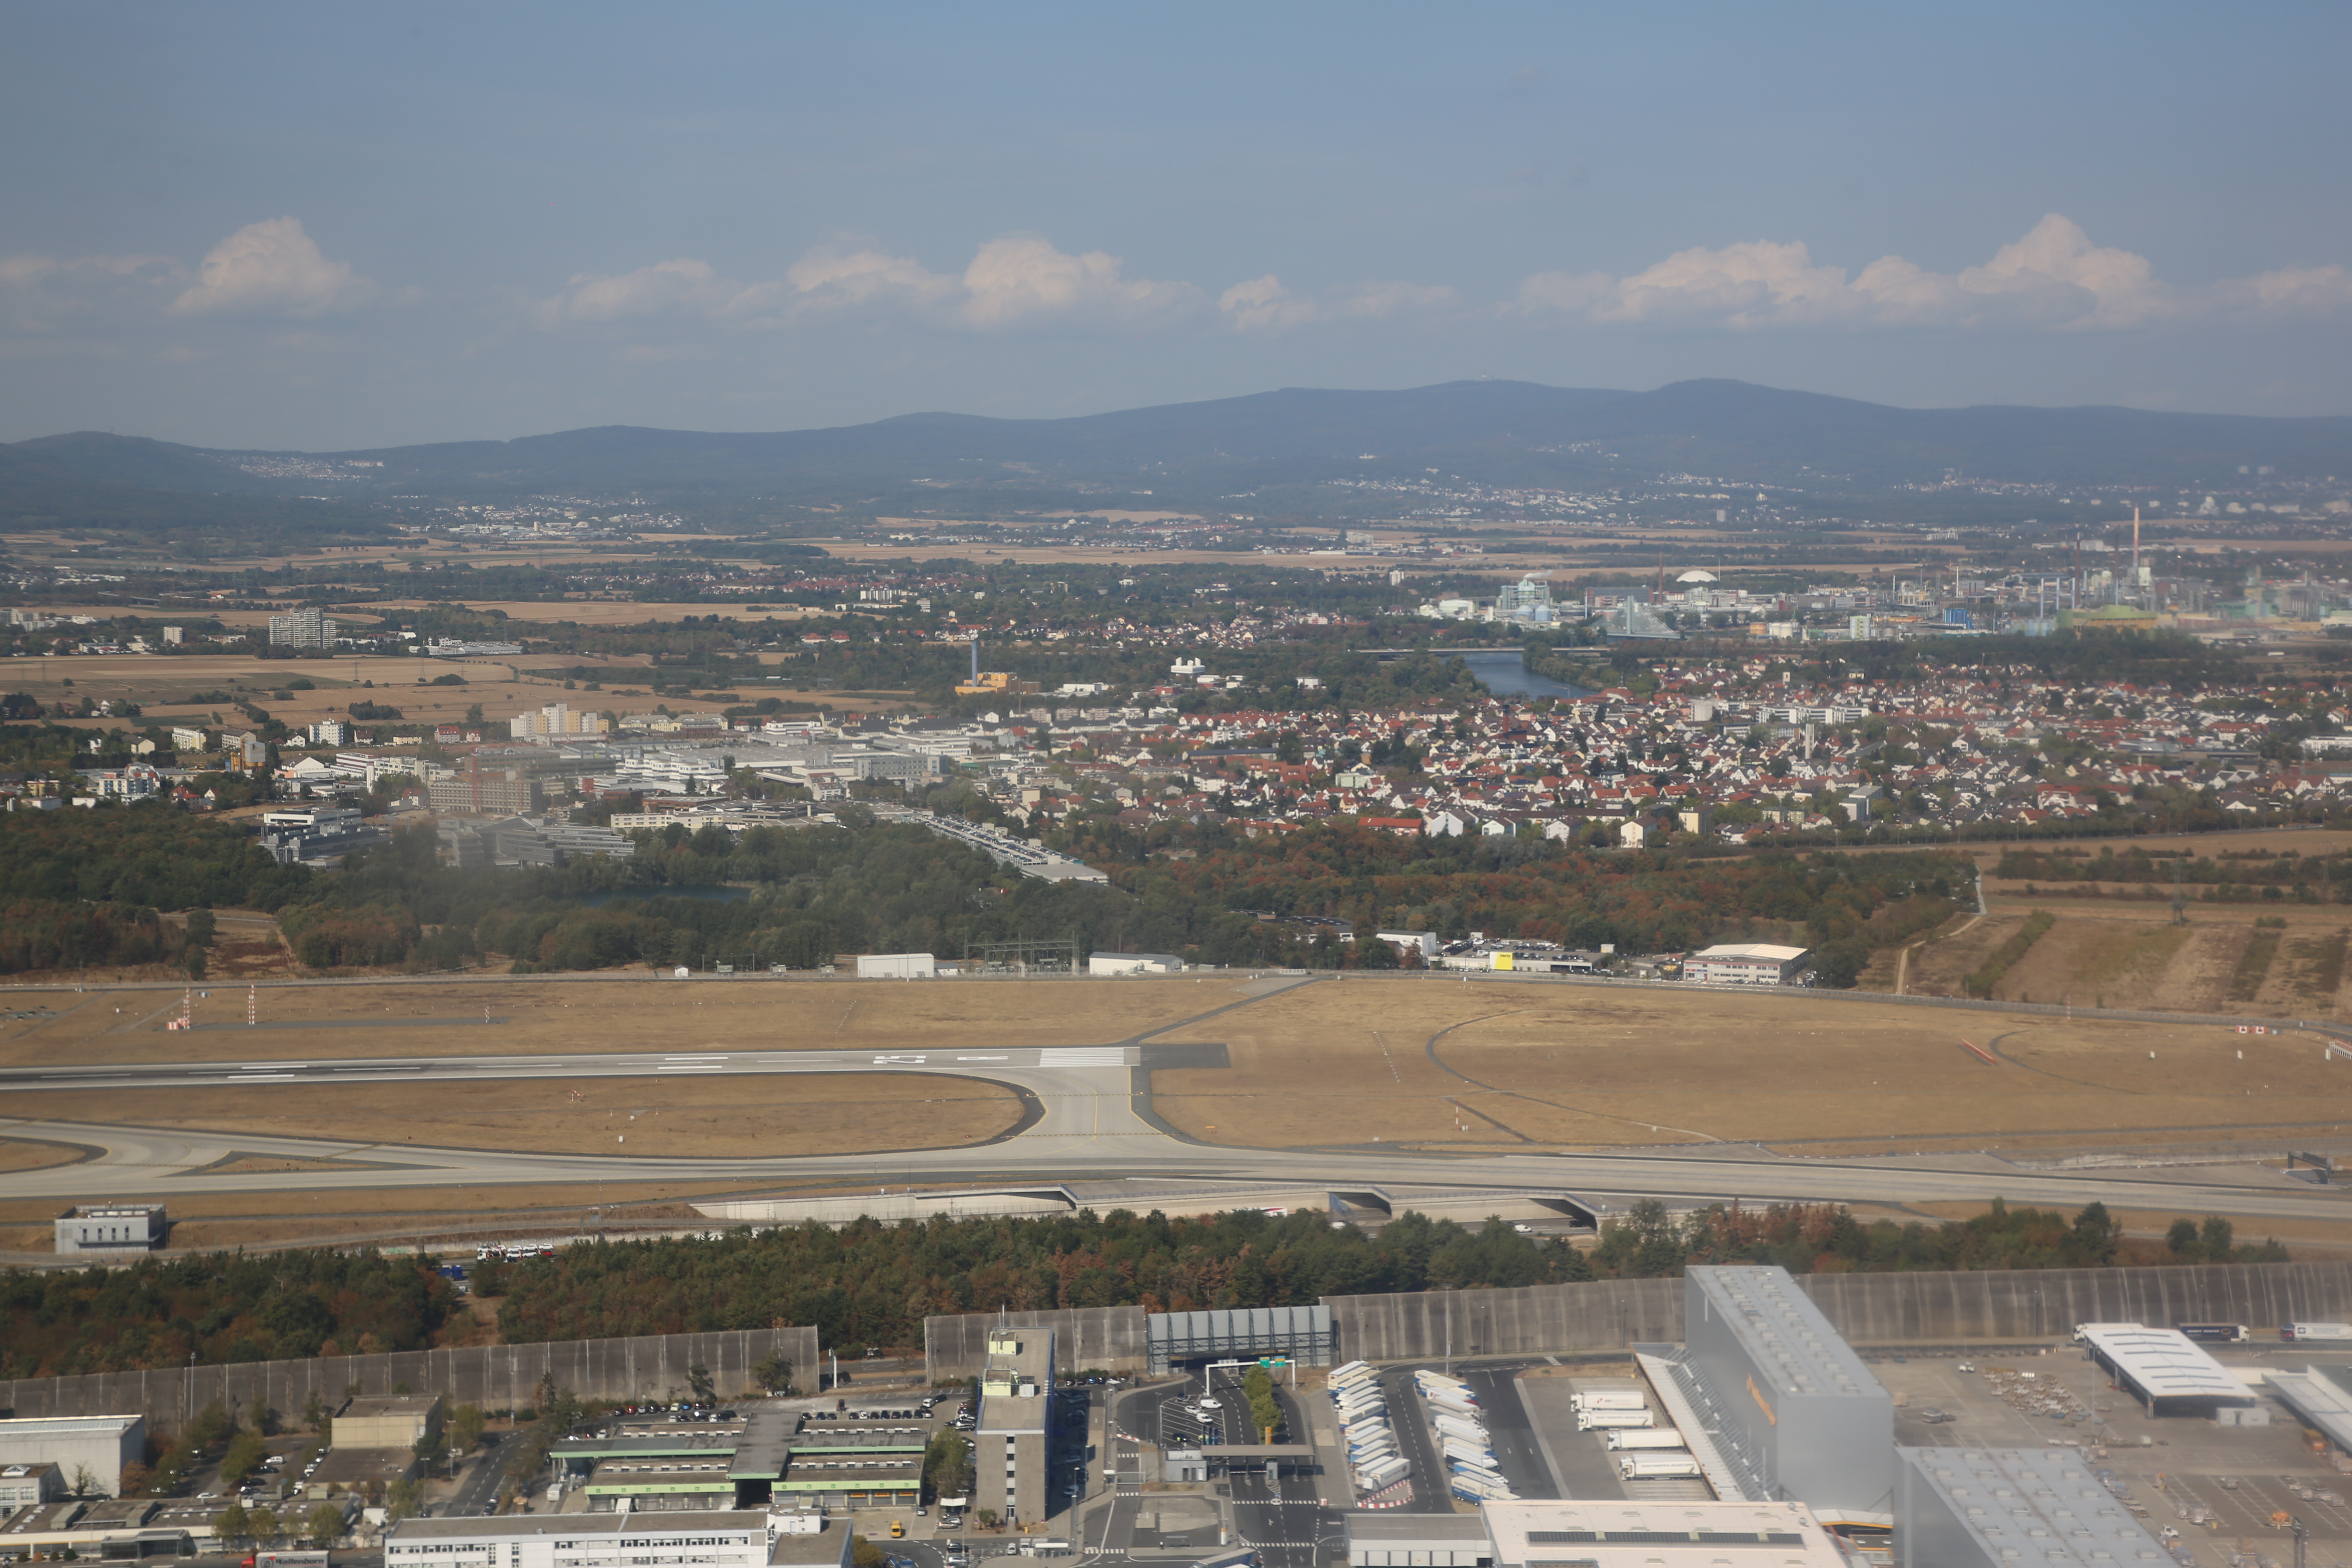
xmin=385 ymin=1476 xmax=423 ymax=1522
xmin=213 ymin=1503 xmax=251 ymax=1546
xmin=751 ymin=1351 xmax=795 ymax=1394
xmin=2200 ymin=1215 xmax=2236 ymax=1260
xmin=850 ymin=1536 xmax=887 ymax=1568
xmin=2165 ymin=1217 xmax=2202 ymax=1260
xmin=249 ymin=1507 xmax=283 ymax=1547
xmin=450 ymin=1404 xmax=487 ymax=1453
xmin=305 ymin=1503 xmax=346 ymax=1544
xmin=220 ymin=1429 xmax=269 ymax=1487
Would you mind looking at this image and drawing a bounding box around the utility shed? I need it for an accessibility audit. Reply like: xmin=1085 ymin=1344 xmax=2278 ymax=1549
xmin=2074 ymin=1325 xmax=2256 ymax=1416
xmin=1895 ymin=1447 xmax=2171 ymax=1568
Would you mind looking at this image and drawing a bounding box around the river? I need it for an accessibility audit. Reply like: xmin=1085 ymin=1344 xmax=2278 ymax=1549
xmin=1458 ymin=650 xmax=1593 ymax=700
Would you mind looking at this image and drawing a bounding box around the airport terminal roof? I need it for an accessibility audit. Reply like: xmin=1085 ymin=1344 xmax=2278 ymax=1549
xmin=2076 ymin=1325 xmax=2253 ymax=1404
xmin=1688 ymin=1266 xmax=1883 ymax=1400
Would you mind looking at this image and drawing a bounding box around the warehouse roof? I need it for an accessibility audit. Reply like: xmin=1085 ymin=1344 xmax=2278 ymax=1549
xmin=1687 ymin=1266 xmax=1882 ymax=1400
xmin=1482 ymin=1500 xmax=1849 ymax=1568
xmin=1899 ymin=1448 xmax=2169 ymax=1568
xmin=2076 ymin=1325 xmax=2252 ymax=1403
xmin=1688 ymin=944 xmax=1808 ymax=962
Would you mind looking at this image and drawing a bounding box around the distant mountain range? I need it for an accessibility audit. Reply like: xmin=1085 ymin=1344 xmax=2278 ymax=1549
xmin=7 ymin=380 xmax=2349 ymax=536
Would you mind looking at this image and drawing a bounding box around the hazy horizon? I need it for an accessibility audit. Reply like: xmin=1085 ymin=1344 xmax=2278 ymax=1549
xmin=6 ymin=2 xmax=2350 ymax=450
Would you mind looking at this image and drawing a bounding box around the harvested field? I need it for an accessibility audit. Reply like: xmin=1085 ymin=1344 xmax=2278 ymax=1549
xmin=0 ymin=975 xmax=1217 ymax=1067
xmin=1147 ymin=977 xmax=2352 ymax=1156
xmin=18 ymin=1072 xmax=1022 ymax=1158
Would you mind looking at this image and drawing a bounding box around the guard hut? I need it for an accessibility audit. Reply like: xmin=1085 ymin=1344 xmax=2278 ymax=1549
xmin=2074 ymin=1325 xmax=2257 ymax=1417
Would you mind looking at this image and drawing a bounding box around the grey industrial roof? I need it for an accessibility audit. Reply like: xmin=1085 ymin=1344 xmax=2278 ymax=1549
xmin=1687 ymin=1266 xmax=1883 ymax=1400
xmin=1899 ymin=1448 xmax=2169 ymax=1567
xmin=2076 ymin=1325 xmax=2252 ymax=1402
xmin=388 ymin=1510 xmax=770 ymax=1542
xmin=1343 ymin=1514 xmax=1492 ymax=1545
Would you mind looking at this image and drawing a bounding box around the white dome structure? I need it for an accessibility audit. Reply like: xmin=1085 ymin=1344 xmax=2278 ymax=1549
xmin=1676 ymin=569 xmax=1719 ymax=584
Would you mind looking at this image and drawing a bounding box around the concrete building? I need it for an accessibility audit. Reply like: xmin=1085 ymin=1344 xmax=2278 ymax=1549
xmin=0 ymin=1416 xmax=146 ymax=1497
xmin=53 ymin=1205 xmax=165 ymax=1256
xmin=1374 ymin=930 xmax=1439 ymax=962
xmin=1682 ymin=943 xmax=1811 ymax=986
xmin=333 ymin=1395 xmax=442 ymax=1451
xmin=975 ymin=1324 xmax=1059 ymax=1527
xmin=854 ymin=953 xmax=937 ymax=979
xmin=427 ymin=769 xmax=542 ymax=816
xmin=1895 ymin=1447 xmax=2171 ymax=1568
xmin=0 ymin=1464 xmax=64 ymax=1511
xmin=511 ymin=703 xmax=610 ymax=741
xmin=383 ymin=1509 xmax=844 ymax=1568
xmin=267 ymin=607 xmax=339 ymax=650
xmin=1674 ymin=1266 xmax=1895 ymax=1528
xmin=1087 ymin=952 xmax=1182 ymax=976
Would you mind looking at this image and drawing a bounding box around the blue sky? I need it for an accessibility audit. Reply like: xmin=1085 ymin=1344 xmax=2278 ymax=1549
xmin=4 ymin=2 xmax=2350 ymax=449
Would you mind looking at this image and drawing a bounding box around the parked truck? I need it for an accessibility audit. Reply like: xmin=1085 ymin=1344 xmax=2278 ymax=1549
xmin=1577 ymin=1408 xmax=1655 ymax=1431
xmin=1604 ymin=1429 xmax=1690 ymax=1452
xmin=1570 ymin=1390 xmax=1648 ymax=1412
xmin=2175 ymin=1323 xmax=2251 ymax=1343
xmin=1617 ymin=1452 xmax=1703 ymax=1481
xmin=2282 ymin=1323 xmax=2352 ymax=1342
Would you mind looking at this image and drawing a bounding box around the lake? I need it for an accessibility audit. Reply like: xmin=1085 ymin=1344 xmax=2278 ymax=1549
xmin=1459 ymin=651 xmax=1593 ymax=700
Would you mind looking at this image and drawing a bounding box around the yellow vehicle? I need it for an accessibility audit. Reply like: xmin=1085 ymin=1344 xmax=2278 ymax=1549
xmin=890 ymin=1523 xmax=905 ymax=1540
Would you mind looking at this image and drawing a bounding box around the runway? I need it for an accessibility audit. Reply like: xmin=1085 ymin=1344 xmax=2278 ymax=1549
xmin=6 ymin=987 xmax=2351 ymax=1229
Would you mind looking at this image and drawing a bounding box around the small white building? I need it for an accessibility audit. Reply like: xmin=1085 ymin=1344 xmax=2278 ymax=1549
xmin=55 ymin=1204 xmax=166 ymax=1255
xmin=1374 ymin=930 xmax=1438 ymax=962
xmin=1684 ymin=943 xmax=1811 ymax=985
xmin=854 ymin=953 xmax=938 ymax=979
xmin=1088 ymin=952 xmax=1182 ymax=976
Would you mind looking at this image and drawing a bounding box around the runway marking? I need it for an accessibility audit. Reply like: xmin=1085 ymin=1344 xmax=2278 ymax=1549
xmin=657 ymin=1065 xmax=725 ymax=1072
xmin=833 ymin=1000 xmax=860 ymax=1036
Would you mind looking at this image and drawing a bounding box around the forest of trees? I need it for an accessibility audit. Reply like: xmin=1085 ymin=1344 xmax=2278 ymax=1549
xmin=0 ymin=1200 xmax=2287 ymax=1379
xmin=0 ymin=1250 xmax=460 ymax=1381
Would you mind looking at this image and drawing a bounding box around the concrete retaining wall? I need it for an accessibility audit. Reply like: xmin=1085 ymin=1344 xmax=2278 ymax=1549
xmin=1327 ymin=1261 xmax=2352 ymax=1361
xmin=0 ymin=1326 xmax=819 ymax=1430
xmin=924 ymin=1307 xmax=1147 ymax=1381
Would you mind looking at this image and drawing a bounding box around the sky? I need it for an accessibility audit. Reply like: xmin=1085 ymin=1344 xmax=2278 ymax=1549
xmin=4 ymin=2 xmax=2351 ymax=451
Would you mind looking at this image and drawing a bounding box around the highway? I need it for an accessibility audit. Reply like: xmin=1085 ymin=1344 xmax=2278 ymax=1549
xmin=5 ymin=988 xmax=2352 ymax=1227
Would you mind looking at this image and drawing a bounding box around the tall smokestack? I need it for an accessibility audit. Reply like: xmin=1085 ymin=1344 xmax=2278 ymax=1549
xmin=2133 ymin=506 xmax=2142 ymax=581
xmin=969 ymin=631 xmax=980 ymax=682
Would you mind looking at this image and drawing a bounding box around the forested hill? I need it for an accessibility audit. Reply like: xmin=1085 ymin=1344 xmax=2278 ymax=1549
xmin=14 ymin=379 xmax=2349 ymax=507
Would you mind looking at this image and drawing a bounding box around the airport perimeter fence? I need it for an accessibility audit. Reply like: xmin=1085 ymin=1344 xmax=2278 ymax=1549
xmin=920 ymin=1261 xmax=2352 ymax=1377
xmin=0 ymin=1324 xmax=818 ymax=1429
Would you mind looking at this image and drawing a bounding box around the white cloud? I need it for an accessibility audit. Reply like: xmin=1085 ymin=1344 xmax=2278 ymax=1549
xmin=958 ymin=236 xmax=1199 ymax=328
xmin=1220 ymin=273 xmax=1459 ymax=332
xmin=0 ymin=251 xmax=185 ymax=332
xmin=170 ymin=218 xmax=379 ymax=317
xmin=1519 ymin=215 xmax=2352 ymax=331
xmin=540 ymin=236 xmax=1198 ymax=333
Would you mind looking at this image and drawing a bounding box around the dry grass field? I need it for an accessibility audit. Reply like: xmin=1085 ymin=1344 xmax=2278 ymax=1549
xmin=1146 ymin=976 xmax=2352 ymax=1156
xmin=15 ymin=1072 xmax=1022 ymax=1160
xmin=0 ymin=975 xmax=1223 ymax=1068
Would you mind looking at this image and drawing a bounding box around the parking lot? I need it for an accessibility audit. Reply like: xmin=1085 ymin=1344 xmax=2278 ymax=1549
xmin=1875 ymin=1349 xmax=2352 ymax=1568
